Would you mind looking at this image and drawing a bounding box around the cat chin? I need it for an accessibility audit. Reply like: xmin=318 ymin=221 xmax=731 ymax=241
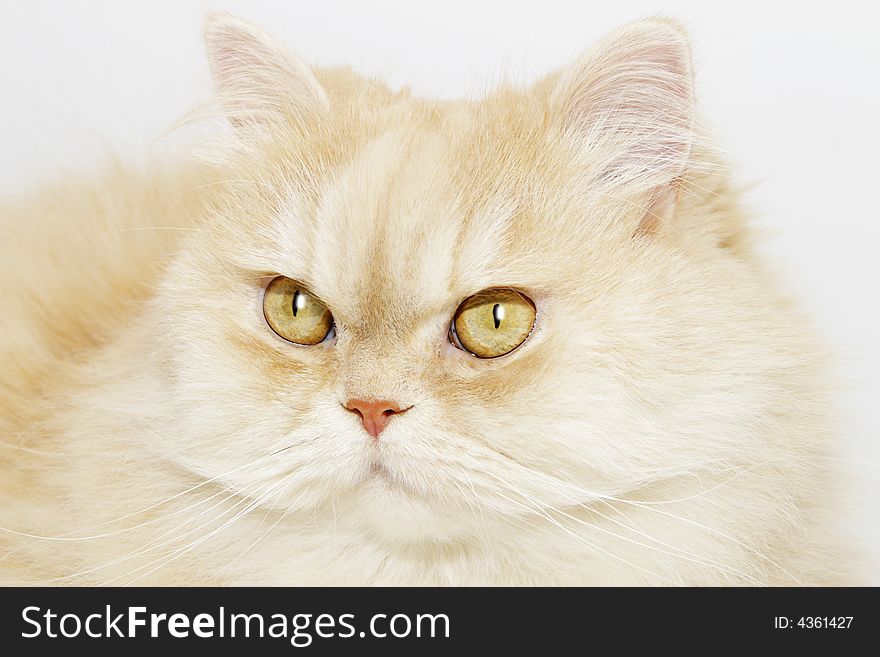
xmin=347 ymin=476 xmax=482 ymax=544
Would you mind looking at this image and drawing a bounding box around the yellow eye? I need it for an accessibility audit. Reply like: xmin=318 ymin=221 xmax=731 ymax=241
xmin=452 ymin=288 xmax=536 ymax=358
xmin=263 ymin=277 xmax=333 ymax=345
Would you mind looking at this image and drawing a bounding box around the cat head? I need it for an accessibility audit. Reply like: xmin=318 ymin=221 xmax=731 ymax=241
xmin=155 ymin=14 xmax=762 ymax=543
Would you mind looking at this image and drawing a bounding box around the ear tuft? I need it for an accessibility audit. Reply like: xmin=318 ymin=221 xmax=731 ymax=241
xmin=551 ymin=19 xmax=695 ymax=191
xmin=204 ymin=13 xmax=328 ymax=129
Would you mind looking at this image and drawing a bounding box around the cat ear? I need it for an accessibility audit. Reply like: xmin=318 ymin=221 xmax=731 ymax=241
xmin=204 ymin=13 xmax=329 ymax=128
xmin=551 ymin=19 xmax=695 ymax=205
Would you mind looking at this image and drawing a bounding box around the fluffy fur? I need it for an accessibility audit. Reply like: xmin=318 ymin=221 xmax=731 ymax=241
xmin=0 ymin=15 xmax=847 ymax=585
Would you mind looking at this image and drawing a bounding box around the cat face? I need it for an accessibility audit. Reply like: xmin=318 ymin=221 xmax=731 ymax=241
xmin=155 ymin=16 xmax=769 ymax=542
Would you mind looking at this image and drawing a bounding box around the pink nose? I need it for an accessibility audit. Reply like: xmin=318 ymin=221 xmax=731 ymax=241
xmin=344 ymin=398 xmax=409 ymax=439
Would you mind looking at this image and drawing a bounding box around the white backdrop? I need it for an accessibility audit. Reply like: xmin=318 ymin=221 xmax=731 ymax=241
xmin=1 ymin=0 xmax=877 ymax=582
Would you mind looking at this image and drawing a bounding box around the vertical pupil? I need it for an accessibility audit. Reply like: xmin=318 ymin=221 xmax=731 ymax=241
xmin=292 ymin=290 xmax=305 ymax=317
xmin=492 ymin=303 xmax=504 ymax=329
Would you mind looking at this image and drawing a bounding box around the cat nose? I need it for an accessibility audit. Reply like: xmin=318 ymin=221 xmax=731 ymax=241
xmin=343 ymin=398 xmax=410 ymax=439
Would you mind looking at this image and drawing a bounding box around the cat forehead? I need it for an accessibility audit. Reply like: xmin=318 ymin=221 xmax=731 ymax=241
xmin=271 ymin=126 xmax=529 ymax=318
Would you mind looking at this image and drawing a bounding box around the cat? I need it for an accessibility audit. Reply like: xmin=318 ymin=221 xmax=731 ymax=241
xmin=0 ymin=13 xmax=849 ymax=585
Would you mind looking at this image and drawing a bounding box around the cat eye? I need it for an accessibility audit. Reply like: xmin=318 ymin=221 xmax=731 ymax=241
xmin=263 ymin=277 xmax=334 ymax=345
xmin=450 ymin=288 xmax=536 ymax=358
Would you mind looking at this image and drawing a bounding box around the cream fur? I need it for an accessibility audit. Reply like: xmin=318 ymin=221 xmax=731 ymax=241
xmin=0 ymin=14 xmax=848 ymax=585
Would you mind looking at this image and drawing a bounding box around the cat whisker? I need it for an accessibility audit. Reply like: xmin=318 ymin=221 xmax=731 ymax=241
xmin=230 ymin=480 xmax=313 ymax=565
xmin=540 ymin=484 xmax=765 ymax=585
xmin=105 ymin=226 xmax=196 ymax=234
xmin=464 ymin=444 xmax=801 ymax=585
xmin=461 ymin=472 xmax=494 ymax=549
xmin=0 ymin=446 xmax=289 ymax=544
xmin=487 ymin=478 xmax=682 ymax=585
xmin=514 ymin=465 xmax=804 ymax=585
xmin=166 ymin=177 xmax=279 ymax=199
xmin=481 ymin=469 xmax=764 ymax=585
xmin=34 ymin=441 xmax=305 ymax=583
xmin=97 ymin=477 xmax=289 ymax=586
xmin=0 ymin=439 xmax=57 ymax=456
xmin=608 ymin=461 xmax=769 ymax=506
xmin=43 ymin=477 xmax=270 ymax=584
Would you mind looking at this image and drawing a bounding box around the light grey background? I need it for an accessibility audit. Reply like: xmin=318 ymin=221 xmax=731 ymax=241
xmin=1 ymin=0 xmax=877 ymax=582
